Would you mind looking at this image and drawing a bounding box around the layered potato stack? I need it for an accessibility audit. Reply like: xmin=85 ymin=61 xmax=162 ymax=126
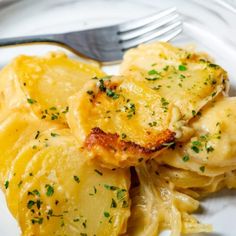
xmin=0 ymin=43 xmax=236 ymax=236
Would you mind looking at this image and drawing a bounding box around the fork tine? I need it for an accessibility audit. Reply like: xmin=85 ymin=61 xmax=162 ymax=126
xmin=121 ymin=21 xmax=182 ymax=50
xmin=118 ymin=7 xmax=177 ymax=33
xmin=119 ymin=13 xmax=180 ymax=41
xmin=156 ymin=27 xmax=183 ymax=42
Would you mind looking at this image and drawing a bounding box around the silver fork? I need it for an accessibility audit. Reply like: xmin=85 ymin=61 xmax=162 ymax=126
xmin=0 ymin=7 xmax=182 ymax=63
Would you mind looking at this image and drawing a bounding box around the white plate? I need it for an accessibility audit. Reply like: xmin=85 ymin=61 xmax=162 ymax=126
xmin=0 ymin=0 xmax=236 ymax=235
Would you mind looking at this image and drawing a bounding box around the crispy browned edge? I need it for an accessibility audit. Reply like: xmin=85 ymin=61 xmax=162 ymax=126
xmin=85 ymin=127 xmax=175 ymax=156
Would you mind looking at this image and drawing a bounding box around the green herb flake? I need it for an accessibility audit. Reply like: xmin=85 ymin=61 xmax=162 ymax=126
xmin=45 ymin=184 xmax=54 ymax=197
xmin=178 ymin=65 xmax=187 ymax=71
xmin=94 ymin=169 xmax=103 ymax=176
xmin=35 ymin=131 xmax=40 ymax=139
xmin=27 ymin=98 xmax=37 ymax=104
xmin=191 ymin=146 xmax=200 ymax=153
xmin=182 ymin=155 xmax=190 ymax=162
xmin=31 ymin=217 xmax=43 ymax=225
xmin=106 ymin=88 xmax=119 ymax=100
xmin=87 ymin=90 xmax=94 ymax=95
xmin=111 ymin=198 xmax=117 ymax=208
xmin=98 ymin=79 xmax=106 ymax=92
xmin=121 ymin=133 xmax=127 ymax=139
xmin=145 ymin=77 xmax=159 ymax=81
xmin=148 ymin=121 xmax=157 ymax=127
xmin=104 ymin=184 xmax=119 ymax=191
xmin=4 ymin=180 xmax=9 ymax=189
xmin=27 ymin=200 xmax=35 ymax=209
xmin=62 ymin=106 xmax=69 ymax=114
xmin=148 ymin=69 xmax=159 ymax=75
xmin=206 ymin=146 xmax=214 ymax=153
xmin=73 ymin=175 xmax=80 ymax=184
xmin=200 ymin=166 xmax=205 ymax=172
xmin=51 ymin=132 xmax=59 ymax=137
xmin=104 ymin=211 xmax=110 ymax=218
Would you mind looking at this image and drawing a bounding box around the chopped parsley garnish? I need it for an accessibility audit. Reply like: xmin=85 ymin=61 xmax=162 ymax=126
xmin=182 ymin=155 xmax=190 ymax=162
xmin=148 ymin=69 xmax=159 ymax=75
xmin=121 ymin=133 xmax=127 ymax=139
xmin=98 ymin=79 xmax=106 ymax=92
xmin=35 ymin=131 xmax=40 ymax=139
xmin=27 ymin=200 xmax=35 ymax=209
xmin=94 ymin=169 xmax=103 ymax=176
xmin=111 ymin=198 xmax=117 ymax=208
xmin=126 ymin=103 xmax=136 ymax=119
xmin=191 ymin=146 xmax=200 ymax=153
xmin=4 ymin=180 xmax=9 ymax=189
xmin=31 ymin=217 xmax=43 ymax=225
xmin=82 ymin=220 xmax=87 ymax=228
xmin=161 ymin=97 xmax=169 ymax=112
xmin=45 ymin=184 xmax=54 ymax=196
xmin=51 ymin=132 xmax=59 ymax=137
xmin=104 ymin=211 xmax=110 ymax=218
xmin=163 ymin=65 xmax=169 ymax=71
xmin=73 ymin=175 xmax=80 ymax=183
xmin=199 ymin=166 xmax=205 ymax=172
xmin=106 ymin=88 xmax=119 ymax=99
xmin=104 ymin=184 xmax=119 ymax=191
xmin=27 ymin=98 xmax=37 ymax=104
xmin=145 ymin=77 xmax=159 ymax=81
xmin=62 ymin=106 xmax=69 ymax=114
xmin=148 ymin=121 xmax=157 ymax=127
xmin=51 ymin=113 xmax=59 ymax=120
xmin=87 ymin=90 xmax=94 ymax=95
xmin=178 ymin=65 xmax=187 ymax=71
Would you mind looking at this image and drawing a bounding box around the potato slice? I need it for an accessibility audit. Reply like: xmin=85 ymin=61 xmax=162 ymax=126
xmin=156 ymin=96 xmax=236 ymax=176
xmin=3 ymin=129 xmax=130 ymax=236
xmin=120 ymin=42 xmax=228 ymax=120
xmin=0 ymin=52 xmax=105 ymax=125
xmin=0 ymin=111 xmax=62 ymax=187
xmin=67 ymin=76 xmax=177 ymax=168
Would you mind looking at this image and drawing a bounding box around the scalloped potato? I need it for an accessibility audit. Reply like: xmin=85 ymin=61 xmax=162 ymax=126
xmin=0 ymin=41 xmax=235 ymax=236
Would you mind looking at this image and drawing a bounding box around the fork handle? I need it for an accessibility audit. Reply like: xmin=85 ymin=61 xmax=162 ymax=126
xmin=0 ymin=34 xmax=62 ymax=47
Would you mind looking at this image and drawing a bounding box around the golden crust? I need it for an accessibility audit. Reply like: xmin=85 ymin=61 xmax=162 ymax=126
xmin=84 ymin=127 xmax=175 ymax=168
